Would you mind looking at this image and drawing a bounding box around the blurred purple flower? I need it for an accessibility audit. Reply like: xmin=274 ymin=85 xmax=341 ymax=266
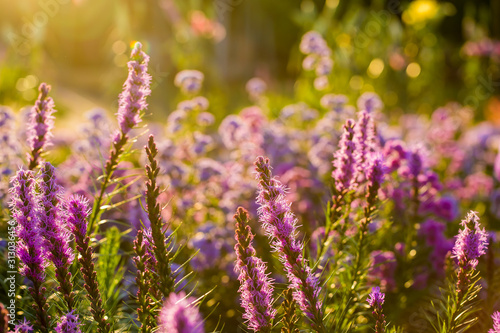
xmin=158 ymin=292 xmax=204 ymax=333
xmin=369 ymin=251 xmax=397 ymax=292
xmin=174 ymin=70 xmax=204 ymax=95
xmin=490 ymin=311 xmax=500 ymax=333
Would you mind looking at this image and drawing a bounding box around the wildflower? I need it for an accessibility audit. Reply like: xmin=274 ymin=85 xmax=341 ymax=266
xmin=10 ymin=169 xmax=50 ymax=332
xmin=332 ymin=119 xmax=357 ymax=193
xmin=357 ymin=92 xmax=383 ymax=113
xmin=167 ymin=109 xmax=187 ymax=133
xmin=234 ymin=207 xmax=275 ymax=332
xmin=299 ymin=31 xmax=330 ymax=56
xmin=14 ymin=318 xmax=33 ymax=333
xmin=158 ymin=292 xmax=204 ymax=333
xmin=145 ymin=135 xmax=174 ymax=297
xmin=88 ymin=42 xmax=151 ymax=234
xmin=246 ymin=77 xmax=267 ymax=99
xmin=255 ymin=157 xmax=325 ymax=331
xmin=55 ymin=311 xmax=82 ymax=333
xmin=197 ymin=112 xmax=215 ymax=126
xmin=354 ymin=110 xmax=377 ymax=181
xmin=67 ymin=195 xmax=110 ymax=333
xmin=38 ymin=162 xmax=75 ymax=310
xmin=452 ymin=211 xmax=488 ymax=271
xmin=28 ymin=83 xmax=56 ymax=170
xmin=490 ymin=311 xmax=500 ymax=333
xmin=116 ymin=42 xmax=151 ymax=136
xmin=367 ymin=287 xmax=386 ymax=333
xmin=320 ymin=94 xmax=348 ymax=112
xmin=174 ymin=70 xmax=204 ymax=94
xmin=453 ymin=211 xmax=488 ymax=301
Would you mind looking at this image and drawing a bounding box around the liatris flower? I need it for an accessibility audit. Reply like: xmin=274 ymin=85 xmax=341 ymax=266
xmin=133 ymin=229 xmax=156 ymax=332
xmin=158 ymin=292 xmax=204 ymax=333
xmin=38 ymin=162 xmax=75 ymax=310
xmin=14 ymin=318 xmax=33 ymax=333
xmin=452 ymin=211 xmax=488 ymax=271
xmin=453 ymin=211 xmax=488 ymax=300
xmin=255 ymin=157 xmax=325 ymax=332
xmin=234 ymin=207 xmax=276 ymax=332
xmin=354 ymin=111 xmax=376 ymax=182
xmin=332 ymin=119 xmax=357 ymax=194
xmin=66 ymin=195 xmax=110 ymax=333
xmin=174 ymin=70 xmax=204 ymax=94
xmin=367 ymin=287 xmax=386 ymax=333
xmin=55 ymin=311 xmax=82 ymax=333
xmin=116 ymin=42 xmax=151 ymax=136
xmin=10 ymin=169 xmax=50 ymax=333
xmin=490 ymin=311 xmax=500 ymax=333
xmin=145 ymin=135 xmax=174 ymax=298
xmin=27 ymin=83 xmax=56 ymax=170
xmin=88 ymin=42 xmax=151 ymax=233
xmin=280 ymin=288 xmax=299 ymax=333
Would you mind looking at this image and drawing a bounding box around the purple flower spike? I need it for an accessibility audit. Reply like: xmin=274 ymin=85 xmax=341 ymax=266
xmin=10 ymin=169 xmax=47 ymax=284
xmin=453 ymin=211 xmax=488 ymax=301
xmin=234 ymin=207 xmax=276 ymax=332
xmin=354 ymin=110 xmax=376 ymax=181
xmin=38 ymin=162 xmax=74 ymax=268
xmin=158 ymin=292 xmax=204 ymax=333
xmin=66 ymin=195 xmax=90 ymax=241
xmin=10 ymin=169 xmax=50 ymax=331
xmin=452 ymin=211 xmax=488 ymax=271
xmin=332 ymin=119 xmax=357 ymax=193
xmin=116 ymin=42 xmax=151 ymax=136
xmin=14 ymin=318 xmax=34 ymax=333
xmin=55 ymin=311 xmax=82 ymax=333
xmin=490 ymin=311 xmax=500 ymax=333
xmin=367 ymin=287 xmax=386 ymax=333
xmin=28 ymin=83 xmax=56 ymax=170
xmin=255 ymin=157 xmax=325 ymax=331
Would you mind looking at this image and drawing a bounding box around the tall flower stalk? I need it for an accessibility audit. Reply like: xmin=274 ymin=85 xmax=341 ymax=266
xmin=67 ymin=195 xmax=110 ymax=333
xmin=452 ymin=211 xmax=488 ymax=302
xmin=38 ymin=162 xmax=75 ymax=310
xmin=234 ymin=207 xmax=276 ymax=332
xmin=133 ymin=229 xmax=155 ymax=333
xmin=145 ymin=135 xmax=174 ymax=298
xmin=88 ymin=42 xmax=151 ymax=234
xmin=339 ymin=154 xmax=385 ymax=328
xmin=255 ymin=156 xmax=325 ymax=332
xmin=27 ymin=83 xmax=55 ymax=170
xmin=433 ymin=211 xmax=488 ymax=332
xmin=10 ymin=169 xmax=50 ymax=333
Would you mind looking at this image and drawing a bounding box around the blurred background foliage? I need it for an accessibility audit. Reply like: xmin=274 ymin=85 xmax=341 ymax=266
xmin=0 ymin=0 xmax=500 ymax=128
